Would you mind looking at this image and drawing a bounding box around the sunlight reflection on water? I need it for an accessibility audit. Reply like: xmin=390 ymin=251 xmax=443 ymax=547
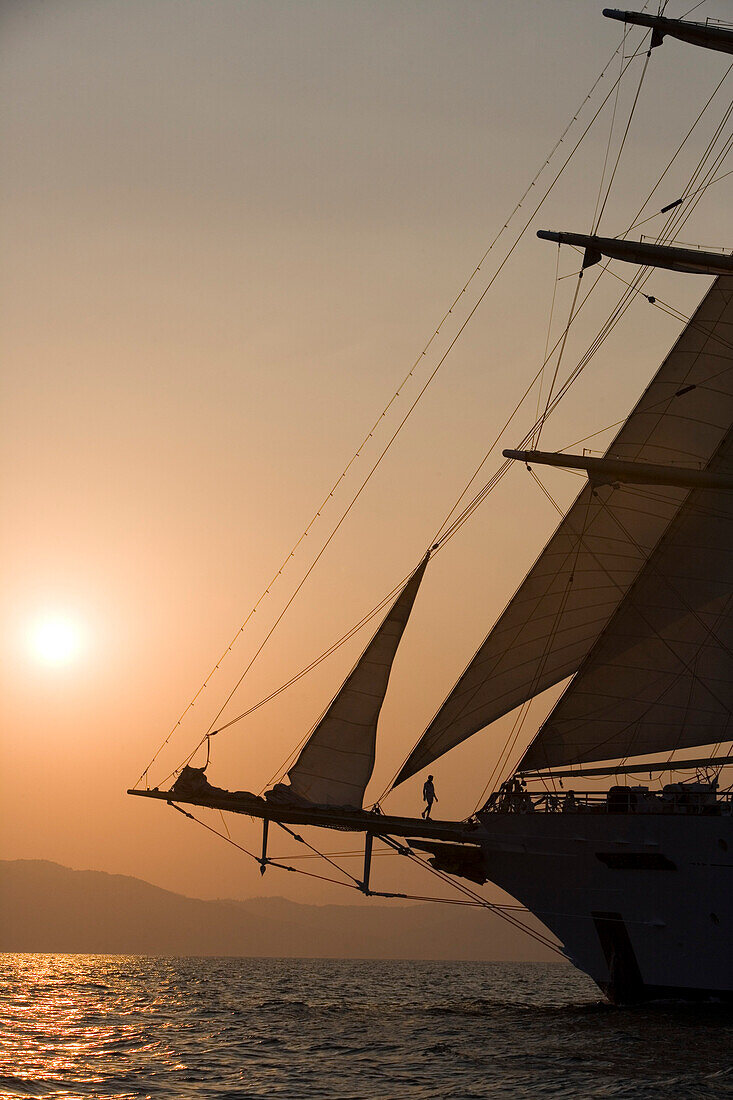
xmin=0 ymin=955 xmax=732 ymax=1099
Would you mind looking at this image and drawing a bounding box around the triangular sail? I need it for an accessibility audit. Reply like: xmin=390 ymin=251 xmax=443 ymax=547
xmin=395 ymin=275 xmax=733 ymax=786
xmin=284 ymin=554 xmax=429 ymax=807
xmin=519 ymin=430 xmax=733 ymax=770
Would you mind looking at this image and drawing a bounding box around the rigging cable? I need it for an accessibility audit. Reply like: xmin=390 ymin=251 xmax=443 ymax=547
xmin=631 ymin=55 xmax=733 ymax=227
xmin=591 ymin=32 xmax=626 ymax=234
xmin=147 ymin=19 xmax=726 ymax=809
xmin=535 ymin=241 xmax=561 ymax=429
xmin=481 ymin=488 xmax=595 ymax=795
xmin=273 ymin=821 xmax=363 ymax=889
xmin=158 ymin=572 xmax=411 ymax=786
xmin=381 ymin=127 xmax=733 ymax=801
xmin=379 ymin=283 xmax=702 ymax=798
xmin=137 ymin=20 xmax=654 ymax=791
xmin=593 ymin=51 xmax=652 ymax=234
xmin=533 ymin=269 xmax=584 ymax=450
xmin=423 ymin=30 xmax=731 ymax=551
xmin=379 ymin=18 xmax=731 ymax=793
xmin=376 ymin=835 xmax=564 ymax=956
xmin=505 ymin=391 xmax=733 ymax=778
xmin=169 ymin=802 xmax=362 ymax=890
xmin=510 ymin=466 xmax=733 ymax=777
xmin=168 ymin=798 xmax=565 ymax=956
xmin=198 ymin=328 xmax=733 ymax=789
xmin=597 ymin=496 xmax=733 ymax=694
xmin=139 ymin=15 xmax=731 ymax=798
xmin=381 ymin=261 xmax=719 ymax=800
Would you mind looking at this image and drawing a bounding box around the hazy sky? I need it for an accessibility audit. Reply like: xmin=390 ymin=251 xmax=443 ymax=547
xmin=2 ymin=1 xmax=730 ymax=902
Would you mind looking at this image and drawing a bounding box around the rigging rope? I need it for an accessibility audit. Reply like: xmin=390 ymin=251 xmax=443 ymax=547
xmin=167 ymin=797 xmax=565 ymax=956
xmin=429 ymin=128 xmax=729 ymax=552
xmin=536 ymin=243 xmax=561 ymax=429
xmin=273 ymin=820 xmax=363 ymax=888
xmin=428 ymin=21 xmax=724 ymax=553
xmin=593 ymin=51 xmax=652 ymax=234
xmin=134 ymin=0 xmax=733 ymax=972
xmin=533 ymin=269 xmax=584 ymax=450
xmin=170 ymin=803 xmax=362 ymax=890
xmin=487 ymin=489 xmax=594 ymax=789
xmin=598 ymin=496 xmax=733 ymax=689
xmin=136 ymin=18 xmax=655 ymax=792
xmin=376 ymin=835 xmax=564 ymax=955
xmin=496 ymin=459 xmax=733 ymax=780
xmin=592 ymin=29 xmax=626 ymax=234
xmin=208 ymin=88 xmax=728 ymax=760
xmin=140 ymin=11 xmax=732 ymax=802
xmin=156 ymin=573 xmax=412 ymax=790
xmin=505 ymin=385 xmax=733 ymax=777
xmin=381 ymin=119 xmax=733 ymax=801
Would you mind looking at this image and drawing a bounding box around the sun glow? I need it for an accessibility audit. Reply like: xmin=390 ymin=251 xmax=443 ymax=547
xmin=28 ymin=616 xmax=85 ymax=666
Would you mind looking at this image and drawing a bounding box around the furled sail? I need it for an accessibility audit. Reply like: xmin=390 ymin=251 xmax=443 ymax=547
xmin=282 ymin=554 xmax=429 ymax=807
xmin=395 ymin=275 xmax=733 ymax=786
xmin=519 ymin=429 xmax=733 ymax=770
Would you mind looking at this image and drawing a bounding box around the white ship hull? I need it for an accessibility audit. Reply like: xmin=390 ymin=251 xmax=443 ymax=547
xmin=474 ymin=811 xmax=733 ymax=1002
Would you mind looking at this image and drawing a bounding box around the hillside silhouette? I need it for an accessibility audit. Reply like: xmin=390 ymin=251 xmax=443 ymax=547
xmin=0 ymin=860 xmax=558 ymax=960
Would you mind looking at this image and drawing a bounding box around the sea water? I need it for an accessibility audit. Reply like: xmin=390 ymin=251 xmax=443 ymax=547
xmin=0 ymin=955 xmax=731 ymax=1099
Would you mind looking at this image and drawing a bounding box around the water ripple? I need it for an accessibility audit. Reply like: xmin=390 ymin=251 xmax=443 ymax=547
xmin=1 ymin=956 xmax=732 ymax=1099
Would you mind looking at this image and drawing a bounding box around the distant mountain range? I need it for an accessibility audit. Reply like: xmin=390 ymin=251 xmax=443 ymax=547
xmin=0 ymin=860 xmax=558 ymax=961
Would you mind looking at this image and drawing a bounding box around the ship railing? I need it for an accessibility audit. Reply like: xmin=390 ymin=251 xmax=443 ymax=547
xmin=482 ymin=788 xmax=733 ymax=815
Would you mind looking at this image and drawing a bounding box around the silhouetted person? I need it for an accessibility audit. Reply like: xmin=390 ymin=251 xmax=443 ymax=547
xmin=422 ymin=775 xmax=437 ymax=819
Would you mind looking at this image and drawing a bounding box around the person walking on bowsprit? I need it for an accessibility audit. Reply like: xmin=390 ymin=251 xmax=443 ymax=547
xmin=422 ymin=775 xmax=437 ymax=820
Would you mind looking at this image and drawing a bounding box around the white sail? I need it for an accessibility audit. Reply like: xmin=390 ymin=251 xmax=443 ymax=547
xmin=284 ymin=554 xmax=429 ymax=807
xmin=520 ymin=435 xmax=733 ymax=770
xmin=395 ymin=275 xmax=733 ymax=786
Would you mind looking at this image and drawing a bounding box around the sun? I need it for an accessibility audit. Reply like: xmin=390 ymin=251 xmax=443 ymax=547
xmin=28 ymin=615 xmax=84 ymax=666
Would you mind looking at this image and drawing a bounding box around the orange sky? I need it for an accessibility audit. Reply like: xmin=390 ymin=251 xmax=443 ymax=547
xmin=1 ymin=1 xmax=729 ymax=903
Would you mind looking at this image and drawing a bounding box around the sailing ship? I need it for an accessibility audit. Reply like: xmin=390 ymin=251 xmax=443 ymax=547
xmin=131 ymin=9 xmax=733 ymax=1003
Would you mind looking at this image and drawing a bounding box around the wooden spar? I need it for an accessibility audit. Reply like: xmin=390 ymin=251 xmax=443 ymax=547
xmin=502 ymin=449 xmax=733 ymax=491
xmin=361 ymin=832 xmax=373 ymax=895
xmin=260 ymin=818 xmax=269 ymax=876
xmin=603 ymin=9 xmax=733 ymax=56
xmin=519 ymin=755 xmax=733 ymax=779
xmin=127 ymin=787 xmax=482 ymax=845
xmin=536 ymin=230 xmax=733 ymax=276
